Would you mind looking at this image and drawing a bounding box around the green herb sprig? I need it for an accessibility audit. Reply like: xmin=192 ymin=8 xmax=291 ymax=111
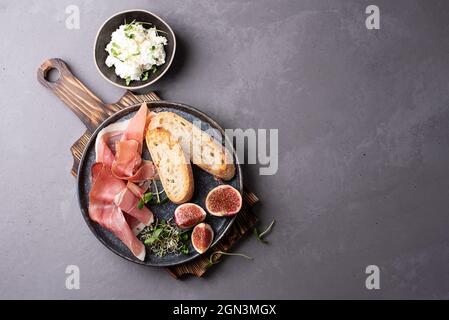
xmin=139 ymin=219 xmax=190 ymax=257
xmin=137 ymin=191 xmax=153 ymax=209
xmin=253 ymin=219 xmax=276 ymax=244
xmin=124 ymin=19 xmax=136 ymax=38
xmin=136 ymin=180 xmax=168 ymax=209
xmin=206 ymin=251 xmax=253 ymax=268
xmin=123 ymin=20 xmax=166 ymax=34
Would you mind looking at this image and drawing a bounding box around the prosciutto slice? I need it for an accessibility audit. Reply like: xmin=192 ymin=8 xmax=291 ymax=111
xmin=126 ymin=216 xmax=146 ymax=236
xmin=111 ymin=103 xmax=155 ymax=182
xmin=114 ymin=187 xmax=154 ymax=226
xmin=112 ymin=140 xmax=141 ymax=178
xmin=126 ymin=160 xmax=158 ymax=183
xmin=89 ymin=164 xmax=146 ymax=260
xmin=95 ymin=104 xmax=157 ymax=182
xmin=88 ymin=103 xmax=157 ymax=261
xmin=95 ymin=121 xmax=128 ymax=168
xmin=126 ymin=181 xmax=149 ymax=198
xmin=122 ymin=102 xmax=148 ymax=151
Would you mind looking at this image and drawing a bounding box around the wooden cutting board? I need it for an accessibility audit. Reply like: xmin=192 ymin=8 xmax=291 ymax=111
xmin=37 ymin=58 xmax=258 ymax=278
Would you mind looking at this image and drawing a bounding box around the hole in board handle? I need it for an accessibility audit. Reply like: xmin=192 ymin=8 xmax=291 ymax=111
xmin=45 ymin=67 xmax=60 ymax=83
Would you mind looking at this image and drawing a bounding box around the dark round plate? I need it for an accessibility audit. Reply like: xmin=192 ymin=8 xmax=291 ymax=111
xmin=77 ymin=101 xmax=242 ymax=267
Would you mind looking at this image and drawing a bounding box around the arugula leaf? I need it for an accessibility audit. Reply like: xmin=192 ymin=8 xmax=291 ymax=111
xmin=143 ymin=192 xmax=153 ymax=203
xmin=125 ymin=77 xmax=132 ymax=86
xmin=137 ymin=199 xmax=145 ymax=209
xmin=141 ymin=70 xmax=149 ymax=81
xmin=136 ymin=192 xmax=153 ymax=210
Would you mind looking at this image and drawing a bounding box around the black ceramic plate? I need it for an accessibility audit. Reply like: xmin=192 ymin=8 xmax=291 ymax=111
xmin=77 ymin=101 xmax=242 ymax=267
xmin=94 ymin=9 xmax=176 ymax=90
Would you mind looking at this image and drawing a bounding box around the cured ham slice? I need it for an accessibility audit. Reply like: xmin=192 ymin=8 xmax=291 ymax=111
xmin=88 ymin=103 xmax=159 ymax=261
xmin=126 ymin=161 xmax=158 ymax=183
xmin=89 ymin=164 xmax=146 ymax=261
xmin=114 ymin=187 xmax=154 ymax=226
xmin=126 ymin=216 xmax=146 ymax=236
xmin=126 ymin=181 xmax=147 ymax=198
xmin=96 ymin=104 xmax=157 ymax=182
xmin=122 ymin=102 xmax=148 ymax=152
xmin=112 ymin=140 xmax=141 ymax=178
xmin=112 ymin=103 xmax=150 ymax=180
xmin=95 ymin=120 xmax=128 ymax=167
xmin=91 ymin=162 xmax=104 ymax=182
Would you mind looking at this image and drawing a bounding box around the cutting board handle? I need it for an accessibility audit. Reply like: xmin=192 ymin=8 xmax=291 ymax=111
xmin=37 ymin=58 xmax=114 ymax=132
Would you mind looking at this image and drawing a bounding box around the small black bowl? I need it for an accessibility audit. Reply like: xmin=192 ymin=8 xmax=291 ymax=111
xmin=94 ymin=9 xmax=176 ymax=90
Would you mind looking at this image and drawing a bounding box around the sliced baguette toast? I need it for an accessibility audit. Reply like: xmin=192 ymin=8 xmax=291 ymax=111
xmin=148 ymin=112 xmax=235 ymax=180
xmin=145 ymin=127 xmax=194 ymax=204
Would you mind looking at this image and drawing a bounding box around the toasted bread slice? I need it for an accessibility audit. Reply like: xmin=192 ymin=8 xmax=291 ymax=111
xmin=148 ymin=112 xmax=235 ymax=180
xmin=145 ymin=128 xmax=194 ymax=204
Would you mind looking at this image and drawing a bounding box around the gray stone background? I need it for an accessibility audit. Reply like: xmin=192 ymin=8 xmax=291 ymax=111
xmin=1 ymin=0 xmax=449 ymax=299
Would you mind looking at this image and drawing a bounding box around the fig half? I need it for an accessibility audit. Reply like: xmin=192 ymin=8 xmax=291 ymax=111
xmin=205 ymin=185 xmax=242 ymax=216
xmin=191 ymin=223 xmax=214 ymax=254
xmin=174 ymin=203 xmax=207 ymax=229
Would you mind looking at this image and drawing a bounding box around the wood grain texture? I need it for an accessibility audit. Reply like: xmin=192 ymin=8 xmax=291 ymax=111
xmin=37 ymin=58 xmax=115 ymax=131
xmin=70 ymin=131 xmax=91 ymax=177
xmin=38 ymin=58 xmax=258 ymax=278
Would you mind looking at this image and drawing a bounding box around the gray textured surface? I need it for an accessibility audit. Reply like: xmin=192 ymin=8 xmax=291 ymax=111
xmin=1 ymin=0 xmax=449 ymax=299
